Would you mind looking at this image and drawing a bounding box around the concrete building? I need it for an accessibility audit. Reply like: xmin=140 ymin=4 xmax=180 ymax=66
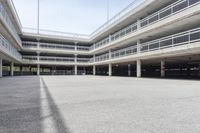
xmin=1 ymin=0 xmax=200 ymax=78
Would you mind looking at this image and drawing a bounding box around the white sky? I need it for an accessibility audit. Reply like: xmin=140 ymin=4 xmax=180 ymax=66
xmin=13 ymin=0 xmax=136 ymax=34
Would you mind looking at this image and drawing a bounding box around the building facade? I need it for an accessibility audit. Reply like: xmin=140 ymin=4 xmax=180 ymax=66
xmin=0 ymin=0 xmax=200 ymax=78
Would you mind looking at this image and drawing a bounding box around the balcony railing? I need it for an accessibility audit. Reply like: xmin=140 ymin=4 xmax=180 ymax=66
xmin=22 ymin=56 xmax=92 ymax=63
xmin=0 ymin=34 xmax=22 ymax=61
xmin=140 ymin=0 xmax=200 ymax=28
xmin=112 ymin=45 xmax=137 ymax=59
xmin=22 ymin=41 xmax=90 ymax=51
xmin=140 ymin=27 xmax=200 ymax=53
xmin=0 ymin=2 xmax=21 ymax=45
xmin=95 ymin=53 xmax=109 ymax=62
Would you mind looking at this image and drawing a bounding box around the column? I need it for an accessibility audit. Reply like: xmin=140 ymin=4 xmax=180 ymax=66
xmin=37 ymin=64 xmax=40 ymax=76
xmin=128 ymin=64 xmax=131 ymax=76
xmin=37 ymin=52 xmax=40 ymax=76
xmin=137 ymin=60 xmax=141 ymax=78
xmin=108 ymin=64 xmax=112 ymax=76
xmin=161 ymin=60 xmax=165 ymax=78
xmin=0 ymin=57 xmax=2 ymax=78
xmin=74 ymin=65 xmax=77 ymax=75
xmin=11 ymin=62 xmax=14 ymax=76
xmin=74 ymin=54 xmax=77 ymax=75
xmin=93 ymin=65 xmax=96 ymax=75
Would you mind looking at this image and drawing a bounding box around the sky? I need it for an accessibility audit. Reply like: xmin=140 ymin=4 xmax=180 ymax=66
xmin=13 ymin=0 xmax=136 ymax=35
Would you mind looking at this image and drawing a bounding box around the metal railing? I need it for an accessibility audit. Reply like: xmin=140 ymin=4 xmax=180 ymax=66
xmin=95 ymin=53 xmax=109 ymax=62
xmin=22 ymin=56 xmax=92 ymax=63
xmin=0 ymin=2 xmax=21 ymax=45
xmin=140 ymin=27 xmax=200 ymax=52
xmin=0 ymin=34 xmax=22 ymax=61
xmin=93 ymin=37 xmax=110 ymax=49
xmin=112 ymin=45 xmax=137 ymax=59
xmin=111 ymin=22 xmax=137 ymax=41
xmin=140 ymin=0 xmax=200 ymax=28
xmin=22 ymin=41 xmax=90 ymax=51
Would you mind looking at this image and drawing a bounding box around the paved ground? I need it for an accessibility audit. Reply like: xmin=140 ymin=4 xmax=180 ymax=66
xmin=0 ymin=76 xmax=200 ymax=133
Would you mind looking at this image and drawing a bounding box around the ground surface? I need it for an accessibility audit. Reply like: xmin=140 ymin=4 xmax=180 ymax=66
xmin=0 ymin=76 xmax=200 ymax=133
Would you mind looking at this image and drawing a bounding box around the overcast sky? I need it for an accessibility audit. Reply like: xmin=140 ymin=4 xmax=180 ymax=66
xmin=13 ymin=0 xmax=136 ymax=35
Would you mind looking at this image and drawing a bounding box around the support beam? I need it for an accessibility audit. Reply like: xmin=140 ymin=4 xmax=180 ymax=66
xmin=93 ymin=65 xmax=96 ymax=75
xmin=137 ymin=60 xmax=141 ymax=78
xmin=161 ymin=60 xmax=165 ymax=78
xmin=11 ymin=62 xmax=14 ymax=76
xmin=0 ymin=57 xmax=2 ymax=78
xmin=108 ymin=64 xmax=112 ymax=76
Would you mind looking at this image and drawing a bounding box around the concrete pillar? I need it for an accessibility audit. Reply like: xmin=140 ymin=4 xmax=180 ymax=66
xmin=128 ymin=64 xmax=131 ymax=76
xmin=137 ymin=40 xmax=141 ymax=54
xmin=109 ymin=64 xmax=112 ymax=76
xmin=74 ymin=54 xmax=77 ymax=75
xmin=0 ymin=57 xmax=2 ymax=78
xmin=74 ymin=65 xmax=78 ymax=75
xmin=161 ymin=60 xmax=165 ymax=78
xmin=137 ymin=60 xmax=141 ymax=78
xmin=37 ymin=52 xmax=40 ymax=76
xmin=93 ymin=65 xmax=96 ymax=75
xmin=37 ymin=64 xmax=40 ymax=76
xmin=11 ymin=62 xmax=14 ymax=76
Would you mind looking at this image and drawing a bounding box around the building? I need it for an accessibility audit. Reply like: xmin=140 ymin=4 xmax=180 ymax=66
xmin=0 ymin=0 xmax=200 ymax=78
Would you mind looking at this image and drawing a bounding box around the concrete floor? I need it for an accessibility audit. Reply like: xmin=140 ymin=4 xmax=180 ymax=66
xmin=0 ymin=76 xmax=200 ymax=133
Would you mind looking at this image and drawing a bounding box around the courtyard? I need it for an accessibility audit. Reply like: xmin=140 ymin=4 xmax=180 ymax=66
xmin=0 ymin=76 xmax=200 ymax=133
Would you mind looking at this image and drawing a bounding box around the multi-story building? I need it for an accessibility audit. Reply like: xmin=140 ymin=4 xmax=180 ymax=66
xmin=0 ymin=0 xmax=200 ymax=78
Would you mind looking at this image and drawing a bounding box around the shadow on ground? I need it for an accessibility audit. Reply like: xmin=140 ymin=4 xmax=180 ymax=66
xmin=0 ymin=76 xmax=70 ymax=133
